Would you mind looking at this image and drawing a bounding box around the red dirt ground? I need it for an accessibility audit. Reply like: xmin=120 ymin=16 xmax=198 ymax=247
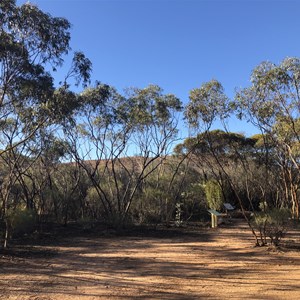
xmin=0 ymin=220 xmax=300 ymax=299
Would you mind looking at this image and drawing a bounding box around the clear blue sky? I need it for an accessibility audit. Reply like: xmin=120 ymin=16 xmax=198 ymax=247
xmin=17 ymin=0 xmax=300 ymax=137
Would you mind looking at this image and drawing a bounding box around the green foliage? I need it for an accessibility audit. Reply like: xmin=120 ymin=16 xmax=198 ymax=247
xmin=236 ymin=57 xmax=300 ymax=132
xmin=133 ymin=185 xmax=168 ymax=224
xmin=180 ymin=182 xmax=207 ymax=220
xmin=253 ymin=208 xmax=290 ymax=246
xmin=6 ymin=207 xmax=37 ymax=237
xmin=85 ymin=186 xmax=103 ymax=218
xmin=176 ymin=130 xmax=256 ymax=159
xmin=203 ymin=180 xmax=223 ymax=211
xmin=185 ymin=80 xmax=232 ymax=128
xmin=77 ymin=216 xmax=94 ymax=230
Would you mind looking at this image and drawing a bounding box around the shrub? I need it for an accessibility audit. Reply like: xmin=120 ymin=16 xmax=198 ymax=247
xmin=203 ymin=180 xmax=223 ymax=211
xmin=253 ymin=208 xmax=290 ymax=246
xmin=6 ymin=207 xmax=37 ymax=237
xmin=77 ymin=216 xmax=94 ymax=230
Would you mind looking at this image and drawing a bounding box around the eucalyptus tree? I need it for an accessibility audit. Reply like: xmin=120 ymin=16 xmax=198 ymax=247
xmin=236 ymin=57 xmax=300 ymax=219
xmin=184 ymin=80 xmax=266 ymax=245
xmin=66 ymin=84 xmax=182 ymax=227
xmin=184 ymin=81 xmax=239 ymax=199
xmin=175 ymin=130 xmax=259 ymax=208
xmin=0 ymin=0 xmax=92 ymax=247
xmin=186 ymin=80 xmax=232 ymax=131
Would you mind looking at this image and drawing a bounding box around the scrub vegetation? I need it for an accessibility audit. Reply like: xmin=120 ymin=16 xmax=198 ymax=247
xmin=0 ymin=1 xmax=300 ymax=298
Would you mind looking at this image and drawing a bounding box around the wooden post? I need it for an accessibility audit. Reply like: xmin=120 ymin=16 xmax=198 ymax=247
xmin=207 ymin=209 xmax=221 ymax=228
xmin=213 ymin=214 xmax=217 ymax=228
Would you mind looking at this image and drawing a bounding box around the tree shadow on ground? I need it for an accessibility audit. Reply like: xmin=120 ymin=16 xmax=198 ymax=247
xmin=1 ymin=220 xmax=300 ymax=299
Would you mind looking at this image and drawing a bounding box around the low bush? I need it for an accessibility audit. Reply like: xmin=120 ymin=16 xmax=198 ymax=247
xmin=253 ymin=208 xmax=290 ymax=246
xmin=6 ymin=208 xmax=37 ymax=237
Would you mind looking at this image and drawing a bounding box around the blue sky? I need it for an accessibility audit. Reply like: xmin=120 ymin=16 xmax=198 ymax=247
xmin=17 ymin=0 xmax=300 ymax=137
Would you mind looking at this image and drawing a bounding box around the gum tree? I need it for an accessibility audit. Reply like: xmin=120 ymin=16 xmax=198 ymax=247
xmin=236 ymin=57 xmax=300 ymax=220
xmin=185 ymin=80 xmax=263 ymax=245
xmin=0 ymin=0 xmax=91 ymax=247
xmin=66 ymin=84 xmax=182 ymax=227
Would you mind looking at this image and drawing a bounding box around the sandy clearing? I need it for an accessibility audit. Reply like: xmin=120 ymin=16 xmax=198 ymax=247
xmin=0 ymin=221 xmax=300 ymax=299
